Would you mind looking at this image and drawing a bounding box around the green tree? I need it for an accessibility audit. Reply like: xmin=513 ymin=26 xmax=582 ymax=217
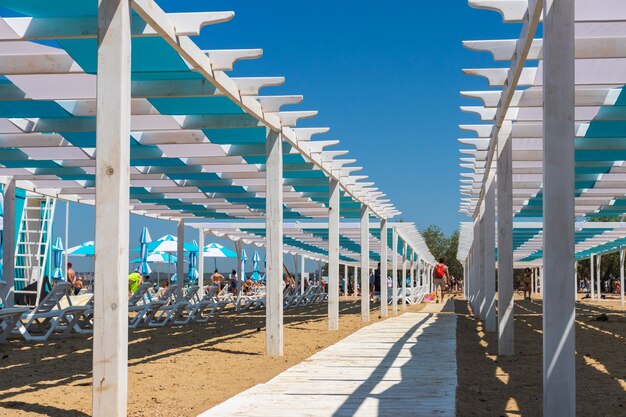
xmin=422 ymin=225 xmax=464 ymax=278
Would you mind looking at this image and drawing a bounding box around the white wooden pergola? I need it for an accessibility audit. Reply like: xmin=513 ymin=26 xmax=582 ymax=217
xmin=0 ymin=1 xmax=437 ymax=415
xmin=458 ymin=1 xmax=626 ymax=415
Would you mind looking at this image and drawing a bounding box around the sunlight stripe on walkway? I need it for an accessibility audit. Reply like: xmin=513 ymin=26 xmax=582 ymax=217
xmin=198 ymin=309 xmax=456 ymax=417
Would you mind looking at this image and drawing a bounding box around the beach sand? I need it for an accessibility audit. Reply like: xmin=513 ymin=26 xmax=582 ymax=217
xmin=456 ymin=297 xmax=626 ymax=417
xmin=0 ymin=298 xmax=424 ymax=417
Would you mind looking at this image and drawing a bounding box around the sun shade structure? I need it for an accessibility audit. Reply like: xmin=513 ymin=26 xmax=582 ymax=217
xmin=0 ymin=1 xmax=424 ymax=416
xmin=0 ymin=2 xmax=398 ymax=222
xmin=457 ymin=1 xmax=626 ymax=415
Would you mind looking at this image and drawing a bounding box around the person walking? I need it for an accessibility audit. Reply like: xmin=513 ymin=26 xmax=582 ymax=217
xmin=433 ymin=258 xmax=449 ymax=303
xmin=523 ymin=267 xmax=532 ymax=301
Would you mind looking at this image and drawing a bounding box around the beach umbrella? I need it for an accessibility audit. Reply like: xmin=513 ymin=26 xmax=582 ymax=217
xmin=138 ymin=227 xmax=152 ymax=276
xmin=131 ymin=252 xmax=178 ymax=264
xmin=132 ymin=234 xmax=196 ymax=253
xmin=202 ymin=242 xmax=236 ymax=269
xmin=187 ymin=240 xmax=199 ymax=284
xmin=66 ymin=241 xmax=95 ymax=256
xmin=251 ymin=250 xmax=262 ymax=281
xmin=51 ymin=237 xmax=65 ymax=282
xmin=240 ymin=248 xmax=247 ymax=281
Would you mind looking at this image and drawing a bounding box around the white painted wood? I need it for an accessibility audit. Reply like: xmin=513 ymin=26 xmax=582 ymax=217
xmin=344 ymin=263 xmax=348 ymax=296
xmin=177 ymin=219 xmax=185 ymax=298
xmin=265 ymin=129 xmax=284 ymax=356
xmin=392 ymin=227 xmax=399 ymax=315
xmin=619 ymin=249 xmax=626 ymax=306
xmin=542 ymin=0 xmax=576 ymax=414
xmin=234 ymin=240 xmax=242 ymax=295
xmin=92 ymin=0 xmax=131 ymax=414
xmin=497 ymin=131 xmax=514 ymax=355
xmin=360 ymin=205 xmax=370 ymax=322
xmin=409 ymin=253 xmax=415 ymax=300
xmin=199 ymin=312 xmax=457 ymax=417
xmin=198 ymin=228 xmax=205 ymax=294
xmin=478 ymin=214 xmax=486 ymax=320
xmin=380 ymin=219 xmax=388 ymax=317
xmin=402 ymin=241 xmax=407 ymax=311
xmin=64 ymin=201 xmax=69 ymax=279
xmin=328 ymin=178 xmax=340 ymax=330
xmin=484 ymin=178 xmax=496 ymax=333
xmin=596 ymin=255 xmax=601 ymax=301
xmin=300 ymin=254 xmax=305 ymax=296
xmin=2 ymin=178 xmax=15 ymax=307
xmin=589 ymin=255 xmax=594 ymax=300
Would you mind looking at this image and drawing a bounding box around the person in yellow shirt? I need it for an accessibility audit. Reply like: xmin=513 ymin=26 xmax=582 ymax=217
xmin=128 ymin=271 xmax=142 ymax=295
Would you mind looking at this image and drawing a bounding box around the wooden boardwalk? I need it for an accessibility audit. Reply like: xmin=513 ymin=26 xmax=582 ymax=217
xmin=198 ymin=301 xmax=457 ymax=417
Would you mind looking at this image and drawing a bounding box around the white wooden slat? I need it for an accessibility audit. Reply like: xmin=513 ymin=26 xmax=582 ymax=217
xmin=198 ymin=311 xmax=456 ymax=417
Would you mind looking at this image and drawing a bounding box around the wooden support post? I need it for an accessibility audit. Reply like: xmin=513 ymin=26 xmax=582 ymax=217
xmin=176 ymin=219 xmax=185 ymax=298
xmin=596 ymin=255 xmax=601 ymax=301
xmin=497 ymin=129 xmax=514 ymax=355
xmin=328 ymin=178 xmax=340 ymax=330
xmin=484 ymin=178 xmax=496 ymax=332
xmin=619 ymin=248 xmax=626 ymax=307
xmin=300 ymin=254 xmax=305 ymax=296
xmin=235 ymin=240 xmax=243 ymax=295
xmin=589 ymin=255 xmax=595 ymax=300
xmin=478 ymin=213 xmax=486 ymax=320
xmin=343 ymin=263 xmax=348 ymax=296
xmin=392 ymin=226 xmax=398 ymax=315
xmin=402 ymin=241 xmax=407 ymax=311
xmin=543 ymin=0 xmax=576 ymax=413
xmin=92 ymin=0 xmax=131 ymax=414
xmin=265 ymin=128 xmax=283 ymax=356
xmin=380 ymin=219 xmax=388 ymax=317
xmin=2 ymin=178 xmax=15 ymax=307
xmin=360 ymin=205 xmax=370 ymax=322
xmin=198 ymin=228 xmax=204 ymax=294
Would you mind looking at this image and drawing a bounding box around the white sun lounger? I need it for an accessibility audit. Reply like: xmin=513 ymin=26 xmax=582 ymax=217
xmin=128 ymin=284 xmax=177 ymax=329
xmin=13 ymin=282 xmax=90 ymax=342
xmin=0 ymin=282 xmax=31 ymax=342
xmin=148 ymin=285 xmax=200 ymax=327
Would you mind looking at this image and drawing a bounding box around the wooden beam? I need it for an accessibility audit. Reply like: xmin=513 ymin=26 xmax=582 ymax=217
xmin=542 ymin=0 xmax=576 ymax=414
xmin=265 ymin=128 xmax=283 ymax=356
xmin=2 ymin=178 xmax=15 ymax=307
xmin=328 ymin=178 xmax=340 ymax=330
xmin=360 ymin=205 xmax=370 ymax=322
xmin=92 ymin=0 xmax=131 ymax=415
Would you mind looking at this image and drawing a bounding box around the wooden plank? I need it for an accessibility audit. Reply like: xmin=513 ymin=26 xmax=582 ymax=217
xmin=198 ymin=312 xmax=456 ymax=417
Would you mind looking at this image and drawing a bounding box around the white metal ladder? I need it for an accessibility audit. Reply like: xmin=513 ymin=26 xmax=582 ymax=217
xmin=14 ymin=196 xmax=56 ymax=306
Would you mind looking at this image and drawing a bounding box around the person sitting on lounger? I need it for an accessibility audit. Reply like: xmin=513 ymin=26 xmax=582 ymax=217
xmin=243 ymin=276 xmax=254 ymax=293
xmin=155 ymin=280 xmax=169 ymax=299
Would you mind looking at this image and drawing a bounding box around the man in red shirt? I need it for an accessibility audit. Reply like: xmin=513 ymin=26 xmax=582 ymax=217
xmin=433 ymin=258 xmax=450 ymax=303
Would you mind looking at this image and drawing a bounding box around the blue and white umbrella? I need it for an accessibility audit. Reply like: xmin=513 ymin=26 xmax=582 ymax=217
xmin=251 ymin=250 xmax=262 ymax=281
xmin=187 ymin=240 xmax=199 ymax=284
xmin=138 ymin=227 xmax=152 ymax=276
xmin=202 ymin=242 xmax=236 ymax=269
xmin=66 ymin=241 xmax=95 ymax=256
xmin=240 ymin=248 xmax=247 ymax=281
xmin=132 ymin=234 xmax=196 ymax=253
xmin=131 ymin=252 xmax=178 ymax=264
xmin=51 ymin=237 xmax=65 ymax=282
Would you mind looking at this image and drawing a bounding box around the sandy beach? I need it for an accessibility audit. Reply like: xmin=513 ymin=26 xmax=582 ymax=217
xmin=456 ymin=297 xmax=626 ymax=417
xmin=0 ymin=299 xmax=424 ymax=417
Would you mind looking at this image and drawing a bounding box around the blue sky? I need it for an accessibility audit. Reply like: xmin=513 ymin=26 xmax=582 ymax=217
xmin=152 ymin=0 xmax=519 ymax=234
xmin=7 ymin=1 xmax=521 ymax=272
